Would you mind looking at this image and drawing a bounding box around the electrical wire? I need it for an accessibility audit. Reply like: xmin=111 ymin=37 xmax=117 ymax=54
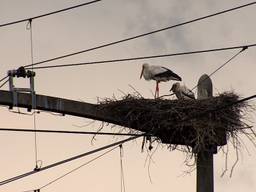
xmin=190 ymin=46 xmax=247 ymax=92
xmin=0 ymin=75 xmax=9 ymax=90
xmin=0 ymin=79 xmax=9 ymax=89
xmin=160 ymin=46 xmax=248 ymax=98
xmin=23 ymin=2 xmax=256 ymax=68
xmin=39 ymin=145 xmax=118 ymax=190
xmin=27 ymin=18 xmax=41 ymax=171
xmin=0 ymin=75 xmax=8 ymax=83
xmin=0 ymin=127 xmax=147 ymax=136
xmin=27 ymin=19 xmax=34 ymax=66
xmin=119 ymin=145 xmax=126 ymax=192
xmin=22 ymin=144 xmax=122 ymax=191
xmin=0 ymin=0 xmax=101 ymax=28
xmin=25 ymin=44 xmax=256 ymax=70
xmin=0 ymin=134 xmax=143 ymax=186
xmin=208 ymin=47 xmax=247 ymax=78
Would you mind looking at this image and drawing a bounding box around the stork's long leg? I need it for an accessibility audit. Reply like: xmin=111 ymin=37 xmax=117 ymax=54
xmin=155 ymin=81 xmax=159 ymax=99
xmin=157 ymin=82 xmax=159 ymax=98
xmin=154 ymin=82 xmax=157 ymax=99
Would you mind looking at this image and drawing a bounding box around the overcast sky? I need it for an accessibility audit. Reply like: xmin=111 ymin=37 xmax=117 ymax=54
xmin=0 ymin=0 xmax=256 ymax=192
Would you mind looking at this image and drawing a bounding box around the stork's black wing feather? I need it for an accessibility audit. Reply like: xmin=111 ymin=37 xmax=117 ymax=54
xmin=154 ymin=67 xmax=182 ymax=81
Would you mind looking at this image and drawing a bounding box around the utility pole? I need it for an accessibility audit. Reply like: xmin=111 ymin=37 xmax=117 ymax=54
xmin=0 ymin=89 xmax=123 ymax=126
xmin=196 ymin=74 xmax=215 ymax=192
xmin=0 ymin=69 xmax=227 ymax=192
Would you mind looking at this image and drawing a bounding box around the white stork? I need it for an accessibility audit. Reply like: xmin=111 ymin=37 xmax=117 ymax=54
xmin=140 ymin=63 xmax=182 ymax=98
xmin=170 ymin=82 xmax=195 ymax=100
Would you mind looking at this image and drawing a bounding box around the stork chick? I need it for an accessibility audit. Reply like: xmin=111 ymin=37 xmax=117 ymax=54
xmin=170 ymin=82 xmax=195 ymax=100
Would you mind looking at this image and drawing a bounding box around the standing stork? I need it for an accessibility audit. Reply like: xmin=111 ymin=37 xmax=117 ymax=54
xmin=140 ymin=63 xmax=182 ymax=98
xmin=170 ymin=82 xmax=195 ymax=100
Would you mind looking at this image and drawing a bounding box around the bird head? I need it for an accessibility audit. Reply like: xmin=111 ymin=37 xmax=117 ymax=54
xmin=170 ymin=82 xmax=180 ymax=92
xmin=140 ymin=63 xmax=149 ymax=79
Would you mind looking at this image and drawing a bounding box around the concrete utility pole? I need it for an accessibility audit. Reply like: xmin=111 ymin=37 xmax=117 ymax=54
xmin=0 ymin=90 xmax=182 ymax=145
xmin=0 ymin=90 xmax=122 ymax=125
xmin=196 ymin=74 xmax=215 ymax=192
xmin=0 ymin=72 xmax=224 ymax=192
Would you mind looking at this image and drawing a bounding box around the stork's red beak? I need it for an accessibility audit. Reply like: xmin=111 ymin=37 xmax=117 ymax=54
xmin=140 ymin=66 xmax=144 ymax=79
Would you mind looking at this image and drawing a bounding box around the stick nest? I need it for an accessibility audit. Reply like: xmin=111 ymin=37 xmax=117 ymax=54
xmin=98 ymin=92 xmax=252 ymax=153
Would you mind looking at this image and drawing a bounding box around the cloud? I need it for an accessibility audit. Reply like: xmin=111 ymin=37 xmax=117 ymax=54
xmin=121 ymin=1 xmax=222 ymax=52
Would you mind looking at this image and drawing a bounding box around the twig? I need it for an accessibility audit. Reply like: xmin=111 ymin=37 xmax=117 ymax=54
xmin=117 ymin=89 xmax=127 ymax=96
xmin=229 ymin=138 xmax=240 ymax=177
xmin=128 ymin=84 xmax=143 ymax=98
xmin=221 ymin=145 xmax=229 ymax=177
xmin=72 ymin=120 xmax=96 ymax=128
xmin=158 ymin=93 xmax=175 ymax=99
xmin=91 ymin=122 xmax=105 ymax=144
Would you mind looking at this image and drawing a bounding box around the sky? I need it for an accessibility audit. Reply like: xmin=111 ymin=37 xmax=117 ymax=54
xmin=0 ymin=0 xmax=256 ymax=191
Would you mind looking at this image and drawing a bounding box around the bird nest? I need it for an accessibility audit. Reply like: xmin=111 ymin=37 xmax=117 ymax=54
xmin=98 ymin=92 xmax=254 ymax=153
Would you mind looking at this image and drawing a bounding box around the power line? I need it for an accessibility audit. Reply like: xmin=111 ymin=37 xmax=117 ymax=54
xmin=0 ymin=79 xmax=9 ymax=89
xmin=27 ymin=18 xmax=40 ymax=170
xmin=190 ymin=46 xmax=247 ymax=91
xmin=0 ymin=128 xmax=146 ymax=136
xmin=119 ymin=145 xmax=126 ymax=192
xmin=0 ymin=75 xmax=8 ymax=84
xmin=208 ymin=47 xmax=247 ymax=80
xmin=160 ymin=46 xmax=248 ymax=98
xmin=0 ymin=134 xmax=143 ymax=186
xmin=0 ymin=75 xmax=9 ymax=90
xmin=26 ymin=44 xmax=255 ymax=70
xmin=39 ymin=145 xmax=118 ymax=190
xmin=0 ymin=1 xmax=100 ymax=88
xmin=24 ymin=2 xmax=256 ymax=68
xmin=22 ymin=145 xmax=121 ymax=191
xmin=0 ymin=0 xmax=101 ymax=28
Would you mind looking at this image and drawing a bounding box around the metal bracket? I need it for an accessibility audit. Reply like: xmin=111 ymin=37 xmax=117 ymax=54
xmin=8 ymin=66 xmax=36 ymax=111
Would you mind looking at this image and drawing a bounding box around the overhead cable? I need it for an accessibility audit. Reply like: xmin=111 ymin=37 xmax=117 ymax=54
xmin=26 ymin=18 xmax=40 ymax=171
xmin=0 ymin=75 xmax=8 ymax=84
xmin=24 ymin=2 xmax=256 ymax=68
xmin=39 ymin=145 xmax=118 ymax=190
xmin=191 ymin=46 xmax=248 ymax=91
xmin=0 ymin=0 xmax=101 ymax=28
xmin=0 ymin=128 xmax=146 ymax=136
xmin=120 ymin=145 xmax=126 ymax=192
xmin=26 ymin=44 xmax=255 ymax=70
xmin=0 ymin=134 xmax=143 ymax=186
xmin=160 ymin=46 xmax=248 ymax=98
xmin=0 ymin=79 xmax=9 ymax=89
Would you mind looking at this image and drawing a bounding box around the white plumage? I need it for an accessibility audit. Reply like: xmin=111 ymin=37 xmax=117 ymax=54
xmin=140 ymin=63 xmax=182 ymax=98
xmin=170 ymin=82 xmax=195 ymax=100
